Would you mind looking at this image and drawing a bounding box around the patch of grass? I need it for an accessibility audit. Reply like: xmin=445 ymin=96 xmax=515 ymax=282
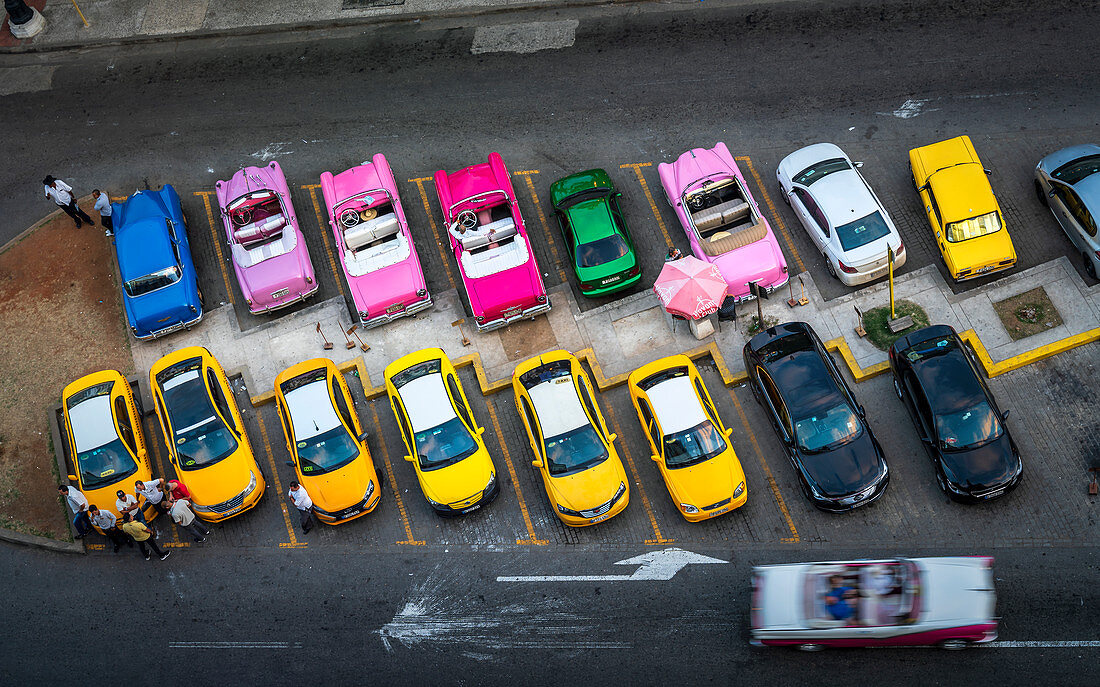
xmin=993 ymin=287 xmax=1063 ymax=341
xmin=862 ymin=300 xmax=930 ymax=351
xmin=1 ymin=513 xmax=67 ymax=541
xmin=746 ymin=314 xmax=779 ymax=336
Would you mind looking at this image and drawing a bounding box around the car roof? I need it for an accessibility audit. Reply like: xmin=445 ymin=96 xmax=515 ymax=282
xmin=68 ymin=394 xmax=117 ymax=452
xmin=647 ymin=376 xmax=706 ymax=434
xmin=904 ymin=339 xmax=987 ymax=415
xmin=751 ymin=324 xmax=844 ymax=419
xmin=117 ymin=218 xmax=175 ymax=281
xmin=565 ymin=198 xmax=617 ymax=243
xmin=528 ymin=377 xmax=589 ymax=438
xmin=283 ymin=377 xmax=341 ymax=440
xmin=928 ymin=164 xmax=998 ymax=220
xmin=398 ymin=373 xmax=457 ymax=432
xmin=810 ymin=171 xmax=879 ymax=225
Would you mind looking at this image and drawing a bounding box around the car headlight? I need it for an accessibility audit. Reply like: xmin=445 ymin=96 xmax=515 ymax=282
xmin=733 ymin=481 xmax=745 ymax=498
xmin=426 ymin=495 xmax=443 ymax=507
xmin=556 ymin=503 xmax=582 ymax=517
xmin=241 ymin=471 xmax=257 ymax=497
xmin=486 ymin=471 xmax=496 ymax=490
xmin=363 ymin=480 xmax=375 ymax=502
xmin=614 ymin=482 xmax=626 ymax=501
xmin=680 ymin=503 xmax=700 ymax=514
xmin=191 ymin=502 xmax=214 ymax=513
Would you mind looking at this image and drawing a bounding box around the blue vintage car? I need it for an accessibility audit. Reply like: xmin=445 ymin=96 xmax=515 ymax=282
xmin=112 ymin=185 xmax=203 ymax=340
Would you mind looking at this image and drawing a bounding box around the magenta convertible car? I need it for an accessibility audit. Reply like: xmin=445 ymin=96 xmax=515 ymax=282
xmin=659 ymin=143 xmax=788 ymax=304
xmin=434 ymin=152 xmax=550 ymax=332
xmin=216 ymin=162 xmax=318 ymax=314
xmin=320 ymin=154 xmax=432 ymax=327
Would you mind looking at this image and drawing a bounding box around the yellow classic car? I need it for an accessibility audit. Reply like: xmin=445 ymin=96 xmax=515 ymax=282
xmin=274 ymin=359 xmax=381 ymax=525
xmin=910 ymin=135 xmax=1016 ymax=281
xmin=512 ymin=350 xmax=629 ymax=527
xmin=149 ymin=346 xmax=265 ymax=522
xmin=628 ymin=355 xmax=747 ymax=521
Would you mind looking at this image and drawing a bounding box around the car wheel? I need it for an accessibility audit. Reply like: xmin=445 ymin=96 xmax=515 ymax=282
xmin=1083 ymin=252 xmax=1097 ymax=280
xmin=197 ymin=286 xmax=205 ymax=308
xmin=935 ymin=468 xmax=949 ymax=495
xmin=893 ymin=378 xmax=903 ymax=400
xmin=940 ymin=639 xmax=969 ymax=650
xmin=1034 ymin=180 xmax=1048 ymax=207
xmin=797 ymin=643 xmax=825 ymax=652
xmin=779 ymin=184 xmax=790 ymax=206
xmin=824 ymin=255 xmax=837 ymax=279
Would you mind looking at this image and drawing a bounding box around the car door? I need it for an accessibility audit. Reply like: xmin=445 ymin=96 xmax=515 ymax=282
xmin=790 ymin=188 xmax=830 ymax=253
xmin=556 ymin=209 xmax=577 ymax=262
xmin=906 ymin=374 xmax=938 ymax=461
xmin=756 ymin=368 xmax=794 ymax=454
xmin=1046 ymin=181 xmax=1088 ymax=250
xmin=925 ymin=189 xmax=949 ymax=260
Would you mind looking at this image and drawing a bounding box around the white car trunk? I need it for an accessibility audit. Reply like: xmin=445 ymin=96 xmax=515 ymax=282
xmin=917 ymin=558 xmax=996 ymax=625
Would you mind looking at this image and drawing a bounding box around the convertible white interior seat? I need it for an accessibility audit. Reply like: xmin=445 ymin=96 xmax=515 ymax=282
xmin=234 ymin=215 xmax=286 ymax=246
xmin=692 ymin=199 xmax=748 ymax=232
xmin=344 ymin=213 xmax=400 ymax=251
xmin=460 ymin=217 xmax=517 ymax=251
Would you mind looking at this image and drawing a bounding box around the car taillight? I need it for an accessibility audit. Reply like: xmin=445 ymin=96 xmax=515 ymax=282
xmin=896 ymin=240 xmax=905 ymax=255
xmin=536 ymin=294 xmax=547 ymax=303
xmin=359 ymin=311 xmax=369 ymax=320
xmin=837 ymin=259 xmax=859 ymax=274
xmin=306 ymin=276 xmax=314 ymax=284
xmin=416 ymin=288 xmax=427 ymax=298
xmin=475 ymin=316 xmax=485 ymax=323
xmin=626 ymin=265 xmax=641 ymax=278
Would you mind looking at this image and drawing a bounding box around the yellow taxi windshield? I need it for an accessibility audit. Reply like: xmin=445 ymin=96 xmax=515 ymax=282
xmin=946 ymin=211 xmax=1001 ymax=242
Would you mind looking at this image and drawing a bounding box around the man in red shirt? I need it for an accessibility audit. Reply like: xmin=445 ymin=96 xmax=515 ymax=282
xmin=166 ymin=480 xmax=191 ymax=501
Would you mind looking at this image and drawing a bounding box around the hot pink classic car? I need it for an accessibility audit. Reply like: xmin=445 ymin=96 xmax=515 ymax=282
xmin=659 ymin=143 xmax=788 ymax=304
xmin=216 ymin=162 xmax=318 ymax=314
xmin=433 ymin=153 xmax=550 ymax=332
xmin=320 ymin=154 xmax=432 ymax=327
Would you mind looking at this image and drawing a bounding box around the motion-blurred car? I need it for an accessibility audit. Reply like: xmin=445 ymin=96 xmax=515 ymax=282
xmin=513 ymin=350 xmax=629 ymax=526
xmin=776 ymin=143 xmax=905 ymax=286
xmin=216 ymin=161 xmax=318 ymax=314
xmin=751 ymin=556 xmax=998 ymax=650
xmin=274 ymin=358 xmax=381 ymax=524
xmin=320 ymin=154 xmax=432 ymax=326
xmin=112 ymin=185 xmax=203 ymax=339
xmin=627 ymin=355 xmax=747 ymax=521
xmin=909 ymin=136 xmax=1016 ymax=281
xmin=1034 ymin=143 xmax=1100 ymax=279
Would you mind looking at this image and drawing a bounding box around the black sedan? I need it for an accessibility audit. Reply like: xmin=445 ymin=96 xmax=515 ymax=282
xmin=889 ymin=324 xmax=1022 ymax=502
xmin=743 ymin=322 xmax=889 ymax=512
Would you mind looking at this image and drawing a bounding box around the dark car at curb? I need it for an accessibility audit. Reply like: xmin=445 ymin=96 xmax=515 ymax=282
xmin=889 ymin=324 xmax=1023 ymax=502
xmin=743 ymin=322 xmax=889 ymax=512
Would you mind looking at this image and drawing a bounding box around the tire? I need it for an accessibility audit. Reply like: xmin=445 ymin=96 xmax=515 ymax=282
xmin=825 ymin=255 xmax=838 ymax=279
xmin=940 ymin=639 xmax=969 ymax=650
xmin=1083 ymin=252 xmax=1097 ymax=280
xmin=893 ymin=378 xmax=903 ymax=400
xmin=935 ymin=468 xmax=949 ymax=495
xmin=797 ymin=643 xmax=825 ymax=652
xmin=197 ymin=286 xmax=205 ymax=309
xmin=1035 ymin=180 xmax=1048 ymax=207
xmin=780 ymin=184 xmax=790 ymax=206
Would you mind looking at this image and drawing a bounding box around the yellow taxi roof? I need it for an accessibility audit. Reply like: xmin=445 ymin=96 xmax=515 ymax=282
xmin=928 ymin=163 xmax=999 ymax=222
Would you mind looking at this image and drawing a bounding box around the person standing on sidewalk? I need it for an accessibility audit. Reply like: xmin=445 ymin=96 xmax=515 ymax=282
xmin=58 ymin=484 xmax=92 ymax=539
xmin=115 ymin=489 xmax=146 ymax=524
xmin=88 ymin=505 xmax=130 ymax=552
xmin=135 ymin=478 xmax=169 ymax=517
xmin=43 ymin=175 xmax=93 ymax=228
xmin=168 ymin=497 xmax=209 ymax=543
xmin=120 ymin=512 xmax=171 ymax=561
xmin=92 ymin=189 xmax=113 ymax=236
xmin=288 ymin=482 xmax=314 ymax=534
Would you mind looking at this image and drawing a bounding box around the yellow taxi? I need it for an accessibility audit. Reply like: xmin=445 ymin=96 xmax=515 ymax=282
xmin=61 ymin=370 xmax=158 ymax=527
xmin=274 ymin=358 xmax=381 ymax=524
xmin=909 ymin=135 xmax=1017 ymax=281
xmin=149 ymin=346 xmax=265 ymax=522
xmin=512 ymin=350 xmax=629 ymax=527
xmin=384 ymin=348 xmax=499 ymax=515
xmin=627 ymin=355 xmax=747 ymax=521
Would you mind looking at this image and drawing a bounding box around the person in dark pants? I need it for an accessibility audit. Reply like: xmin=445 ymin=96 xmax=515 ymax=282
xmin=168 ymin=497 xmax=209 ymax=543
xmin=92 ymin=189 xmax=113 ymax=235
xmin=288 ymin=482 xmax=314 ymax=534
xmin=88 ymin=505 xmax=130 ymax=553
xmin=120 ymin=512 xmax=171 ymax=561
xmin=58 ymin=484 xmax=92 ymax=539
xmin=43 ymin=175 xmax=93 ymax=228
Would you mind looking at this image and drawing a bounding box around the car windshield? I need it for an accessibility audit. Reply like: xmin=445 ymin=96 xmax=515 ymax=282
xmin=835 ymin=210 xmax=892 ymax=251
xmin=793 ymin=158 xmax=850 ymax=186
xmin=794 ymin=402 xmax=862 ymax=452
xmin=1052 ymin=154 xmax=1100 ymax=184
xmin=415 ymin=416 xmax=478 ymax=471
xmin=946 ymin=211 xmax=1001 ymax=242
xmin=124 ymin=266 xmax=181 ymax=297
xmin=577 ymin=234 xmax=629 ymax=268
xmin=902 ymin=334 xmax=955 ymax=362
xmin=558 ymin=188 xmax=609 ymax=209
xmin=296 ymin=424 xmax=359 ymax=475
xmin=935 ymin=400 xmax=1002 ymax=450
xmin=160 ymin=367 xmax=238 ymax=470
xmin=77 ymin=438 xmax=138 ymax=490
xmin=545 ymin=424 xmax=608 ymax=476
xmin=664 ymin=420 xmax=726 ymax=468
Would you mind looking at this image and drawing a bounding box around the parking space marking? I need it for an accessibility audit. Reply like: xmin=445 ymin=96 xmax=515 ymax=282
xmin=254 ymin=413 xmax=307 ymax=549
xmin=408 ymin=177 xmax=458 ymax=290
xmin=193 ymin=191 xmax=236 ymax=308
xmin=602 ymin=402 xmax=673 ymax=545
xmin=148 ymin=434 xmax=185 ymax=547
xmin=302 ymin=184 xmax=350 ymax=304
xmin=368 ymin=404 xmax=425 ymax=546
xmin=727 ymin=389 xmax=799 ymax=543
xmin=736 ymin=156 xmax=805 ymax=274
xmin=485 ymin=397 xmax=548 ymax=545
xmin=619 ymin=163 xmax=673 ymax=249
xmin=513 ymin=170 xmax=569 ymax=283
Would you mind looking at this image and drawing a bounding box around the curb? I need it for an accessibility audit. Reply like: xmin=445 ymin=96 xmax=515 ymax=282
xmin=0 ymin=527 xmax=84 ymax=554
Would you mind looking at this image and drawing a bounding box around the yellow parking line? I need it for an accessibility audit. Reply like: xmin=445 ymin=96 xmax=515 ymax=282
xmin=147 ymin=435 xmax=181 ymax=546
xmin=369 ymin=403 xmax=426 ymax=545
xmin=302 ymin=184 xmax=350 ymax=304
xmin=603 ymin=401 xmax=673 ymax=545
xmin=255 ymin=412 xmax=307 ymax=549
xmin=409 ymin=177 xmax=458 ymax=290
xmin=736 ymin=156 xmax=805 ymax=274
xmin=620 ymin=163 xmax=673 ymax=249
xmin=193 ymin=191 xmax=236 ymax=307
xmin=513 ymin=171 xmax=569 ymax=283
xmin=485 ymin=398 xmax=548 ymax=545
xmin=728 ymin=388 xmax=799 ymax=543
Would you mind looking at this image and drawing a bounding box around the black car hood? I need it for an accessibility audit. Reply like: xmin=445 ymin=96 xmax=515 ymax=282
xmin=940 ymin=433 xmax=1020 ymax=490
xmin=800 ymin=433 xmax=885 ymax=496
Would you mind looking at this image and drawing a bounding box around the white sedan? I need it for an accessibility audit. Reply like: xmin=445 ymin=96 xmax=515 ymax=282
xmin=751 ymin=556 xmax=997 ymax=650
xmin=777 ymin=143 xmax=905 ymax=285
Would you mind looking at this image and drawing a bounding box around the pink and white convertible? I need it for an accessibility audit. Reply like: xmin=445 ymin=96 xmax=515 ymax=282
xmin=320 ymin=154 xmax=432 ymax=327
xmin=434 ymin=152 xmax=550 ymax=332
xmin=216 ymin=162 xmax=318 ymax=314
xmin=659 ymin=143 xmax=788 ymax=304
xmin=751 ymin=557 xmax=998 ymax=650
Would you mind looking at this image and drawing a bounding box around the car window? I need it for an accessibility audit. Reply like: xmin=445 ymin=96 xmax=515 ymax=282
xmin=793 ymin=158 xmax=850 ymax=186
xmin=556 ymin=212 xmax=576 ymax=256
xmin=330 ymin=376 xmax=356 ymax=434
xmin=757 ymin=369 xmax=792 ymax=437
xmin=793 ymin=189 xmax=829 ymax=237
xmin=446 ymin=374 xmax=474 ymax=430
xmin=693 ymin=378 xmax=719 ymax=425
xmin=207 ymin=369 xmax=234 ymax=428
xmin=545 ymin=424 xmax=608 ymax=476
xmin=927 ymin=190 xmax=942 ymax=229
xmin=124 ymin=266 xmax=182 ymax=297
xmin=1052 ymin=154 xmax=1100 ymax=184
xmin=908 ymin=374 xmax=935 ymax=438
xmin=1055 ymin=185 xmax=1098 ymax=237
xmin=391 ymin=398 xmax=413 ymax=453
xmin=935 ymin=400 xmax=1003 ymax=451
xmin=519 ymin=396 xmax=542 ymax=452
xmin=576 ymin=376 xmax=604 ymax=437
xmin=577 ymin=234 xmax=630 ymax=268
xmin=793 ymin=402 xmax=861 ymax=453
xmin=946 ymin=211 xmax=1002 ymax=242
xmin=414 ymin=416 xmax=478 ymax=471
xmin=114 ymin=396 xmax=136 ymax=454
xmin=835 ymin=210 xmax=892 ymax=251
xmin=664 ymin=420 xmax=726 ymax=469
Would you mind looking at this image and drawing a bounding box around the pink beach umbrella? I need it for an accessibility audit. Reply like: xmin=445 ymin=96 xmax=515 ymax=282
xmin=653 ymin=256 xmax=728 ymax=320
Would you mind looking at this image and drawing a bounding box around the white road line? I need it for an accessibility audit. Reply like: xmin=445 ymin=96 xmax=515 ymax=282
xmin=982 ymin=641 xmax=1100 ymax=648
xmin=169 ymin=642 xmax=303 ymax=649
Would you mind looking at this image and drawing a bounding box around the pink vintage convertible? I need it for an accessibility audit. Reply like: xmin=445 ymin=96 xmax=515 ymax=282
xmin=320 ymin=155 xmax=432 ymax=327
xmin=216 ymin=162 xmax=318 ymax=314
xmin=434 ymin=153 xmax=550 ymax=332
xmin=659 ymin=143 xmax=788 ymax=304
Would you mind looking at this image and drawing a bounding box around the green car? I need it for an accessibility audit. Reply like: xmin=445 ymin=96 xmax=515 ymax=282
xmin=550 ymin=169 xmax=641 ymax=297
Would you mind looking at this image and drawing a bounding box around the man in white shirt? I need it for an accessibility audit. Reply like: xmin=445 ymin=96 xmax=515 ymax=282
xmin=135 ymin=478 xmax=169 ymax=516
xmin=168 ymin=498 xmax=209 ymax=542
xmin=57 ymin=484 xmax=92 ymax=539
xmin=288 ymin=482 xmax=314 ymax=534
xmin=42 ymin=175 xmax=93 ymax=228
xmin=115 ymin=488 xmax=146 ymax=524
xmin=92 ymin=189 xmax=113 ymax=235
xmin=88 ymin=505 xmax=130 ymax=552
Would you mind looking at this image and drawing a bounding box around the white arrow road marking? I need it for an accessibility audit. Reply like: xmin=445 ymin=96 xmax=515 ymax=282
xmin=169 ymin=642 xmax=302 ymax=649
xmin=496 ymin=547 xmax=727 ymax=583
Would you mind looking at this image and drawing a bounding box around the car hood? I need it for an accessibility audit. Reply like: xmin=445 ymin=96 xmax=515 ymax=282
xmin=667 ymin=450 xmax=745 ymax=509
xmin=420 ymin=447 xmax=494 ymax=505
xmin=304 ymin=455 xmax=374 ymax=512
xmin=940 ymin=434 xmax=1020 ymax=490
xmin=917 ymin=557 xmax=997 ymax=624
xmin=551 ymin=452 xmax=627 ymax=512
xmin=182 ymin=450 xmax=258 ymax=508
xmin=664 ymin=147 xmax=733 ymax=195
xmin=801 ymin=432 xmax=885 ymax=497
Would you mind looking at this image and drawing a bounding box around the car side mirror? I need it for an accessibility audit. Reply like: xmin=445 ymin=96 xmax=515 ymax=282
xmin=854 ymin=161 xmax=864 ymax=168
xmin=357 ymin=430 xmax=370 ymax=442
xmin=285 ymin=461 xmax=294 ymax=467
xmin=67 ymin=474 xmax=78 ymax=482
xmin=858 ymin=404 xmax=866 ymax=417
xmin=531 ymin=458 xmax=544 ymax=468
xmin=725 ymin=427 xmax=734 ymax=437
xmin=607 ymin=433 xmax=617 ymax=443
xmin=1002 ymin=409 xmax=1010 ymax=421
xmin=404 ymin=455 xmax=416 ymax=463
xmin=650 ymin=454 xmax=661 ymax=463
xmin=1049 ymin=189 xmax=1057 ymax=198
xmin=477 ymin=426 xmax=486 ymax=435
xmin=984 ymin=168 xmax=992 ymax=175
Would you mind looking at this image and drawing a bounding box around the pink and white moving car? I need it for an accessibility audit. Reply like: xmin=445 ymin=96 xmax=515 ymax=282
xmin=433 ymin=152 xmax=550 ymax=332
xmin=216 ymin=162 xmax=318 ymax=314
xmin=659 ymin=143 xmax=788 ymax=304
xmin=320 ymin=154 xmax=432 ymax=328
